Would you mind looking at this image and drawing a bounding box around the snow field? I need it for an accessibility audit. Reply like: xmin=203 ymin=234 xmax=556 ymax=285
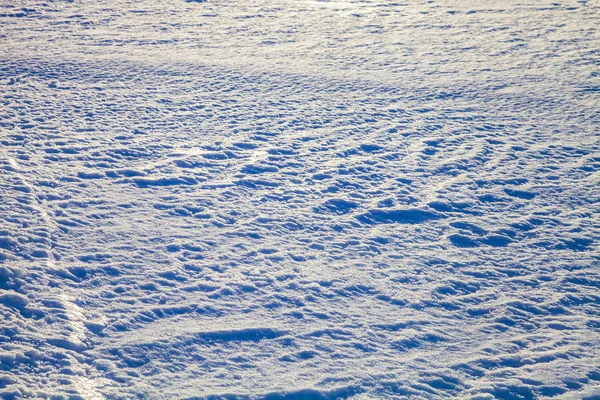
xmin=1 ymin=0 xmax=599 ymax=398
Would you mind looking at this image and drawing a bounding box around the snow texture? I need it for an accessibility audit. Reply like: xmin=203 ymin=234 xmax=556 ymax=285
xmin=1 ymin=0 xmax=599 ymax=399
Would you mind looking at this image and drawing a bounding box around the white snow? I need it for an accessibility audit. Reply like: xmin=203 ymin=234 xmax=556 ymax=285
xmin=1 ymin=0 xmax=599 ymax=399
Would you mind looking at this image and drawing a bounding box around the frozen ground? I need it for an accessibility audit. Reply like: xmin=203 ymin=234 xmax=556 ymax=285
xmin=1 ymin=0 xmax=599 ymax=399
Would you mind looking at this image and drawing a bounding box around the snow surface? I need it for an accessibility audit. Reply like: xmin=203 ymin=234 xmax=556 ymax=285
xmin=1 ymin=0 xmax=599 ymax=399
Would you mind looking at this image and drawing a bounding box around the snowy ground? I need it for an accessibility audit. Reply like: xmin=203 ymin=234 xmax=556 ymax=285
xmin=1 ymin=0 xmax=599 ymax=399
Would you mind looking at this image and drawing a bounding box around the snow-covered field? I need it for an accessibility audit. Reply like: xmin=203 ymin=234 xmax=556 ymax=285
xmin=1 ymin=0 xmax=599 ymax=398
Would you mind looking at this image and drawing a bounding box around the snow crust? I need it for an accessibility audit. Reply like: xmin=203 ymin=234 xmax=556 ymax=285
xmin=1 ymin=0 xmax=599 ymax=398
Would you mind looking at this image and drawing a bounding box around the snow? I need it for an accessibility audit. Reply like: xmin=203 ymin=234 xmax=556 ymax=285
xmin=1 ymin=0 xmax=599 ymax=399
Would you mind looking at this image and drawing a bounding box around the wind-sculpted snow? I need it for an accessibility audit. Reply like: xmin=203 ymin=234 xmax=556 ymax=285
xmin=1 ymin=0 xmax=599 ymax=399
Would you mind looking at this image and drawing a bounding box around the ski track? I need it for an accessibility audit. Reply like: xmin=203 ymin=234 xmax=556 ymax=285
xmin=1 ymin=0 xmax=600 ymax=399
xmin=2 ymin=154 xmax=103 ymax=399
